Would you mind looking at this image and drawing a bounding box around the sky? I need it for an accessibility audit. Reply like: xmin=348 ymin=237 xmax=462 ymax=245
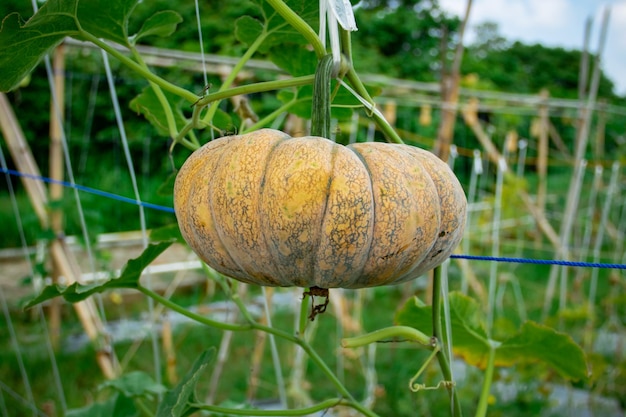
xmin=438 ymin=0 xmax=626 ymax=96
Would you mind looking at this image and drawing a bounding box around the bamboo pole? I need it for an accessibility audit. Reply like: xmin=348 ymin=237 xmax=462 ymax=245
xmin=48 ymin=45 xmax=66 ymax=350
xmin=535 ymin=89 xmax=550 ymax=249
xmin=0 ymin=92 xmax=119 ymax=379
xmin=548 ymin=122 xmax=572 ymax=158
xmin=543 ymin=7 xmax=611 ymax=318
xmin=594 ymin=99 xmax=606 ymax=160
xmin=462 ymin=98 xmax=562 ymax=251
xmin=162 ymin=316 xmax=177 ymax=385
xmin=433 ymin=0 xmax=473 ymax=162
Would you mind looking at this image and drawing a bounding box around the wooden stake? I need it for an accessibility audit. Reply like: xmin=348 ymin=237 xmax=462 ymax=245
xmin=462 ymin=97 xmax=562 ymax=251
xmin=162 ymin=316 xmax=177 ymax=385
xmin=0 ymin=92 xmax=119 ymax=380
xmin=535 ymin=89 xmax=550 ymax=248
xmin=433 ymin=0 xmax=473 ymax=162
xmin=548 ymin=122 xmax=572 ymax=158
xmin=594 ymin=99 xmax=606 ymax=160
xmin=48 ymin=45 xmax=66 ymax=350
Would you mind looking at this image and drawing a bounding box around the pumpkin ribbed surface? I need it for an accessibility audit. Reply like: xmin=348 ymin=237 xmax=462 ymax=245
xmin=174 ymin=129 xmax=466 ymax=289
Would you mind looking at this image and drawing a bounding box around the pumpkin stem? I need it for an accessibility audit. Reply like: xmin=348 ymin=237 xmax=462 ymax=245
xmin=303 ymin=286 xmax=330 ymax=321
xmin=311 ymin=54 xmax=335 ymax=139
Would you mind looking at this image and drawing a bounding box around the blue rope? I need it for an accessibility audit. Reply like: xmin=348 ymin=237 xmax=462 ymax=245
xmin=2 ymin=167 xmax=625 ymax=270
xmin=449 ymin=254 xmax=625 ymax=270
xmin=1 ymin=167 xmax=175 ymax=213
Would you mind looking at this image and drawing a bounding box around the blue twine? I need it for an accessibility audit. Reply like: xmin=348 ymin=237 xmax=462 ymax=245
xmin=2 ymin=167 xmax=625 ymax=270
xmin=1 ymin=168 xmax=175 ymax=213
xmin=449 ymin=254 xmax=625 ymax=270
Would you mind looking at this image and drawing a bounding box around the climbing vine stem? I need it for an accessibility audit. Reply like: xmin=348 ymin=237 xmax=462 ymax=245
xmin=432 ymin=266 xmax=463 ymax=416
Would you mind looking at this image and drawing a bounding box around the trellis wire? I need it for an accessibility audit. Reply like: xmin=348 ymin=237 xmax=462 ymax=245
xmin=461 ymin=149 xmax=482 ymax=294
xmin=486 ymin=157 xmax=506 ymax=334
xmin=587 ymin=162 xmax=620 ymax=324
xmin=43 ymin=53 xmax=108 ymax=322
xmin=514 ymin=140 xmax=528 ymax=258
xmin=0 ymin=287 xmax=35 ymax=417
xmin=2 ymin=166 xmax=625 ymax=271
xmin=0 ymin=381 xmax=47 ymax=417
xmin=261 ymin=287 xmax=288 ymax=408
xmin=0 ymin=144 xmax=67 ymax=415
xmin=101 ymin=50 xmax=162 ymax=388
xmin=193 ymin=0 xmax=209 ymax=90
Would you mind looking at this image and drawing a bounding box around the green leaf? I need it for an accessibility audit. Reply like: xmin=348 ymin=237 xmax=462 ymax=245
xmin=76 ymin=0 xmax=138 ymax=46
xmin=235 ymin=0 xmax=319 ymax=53
xmin=131 ymin=10 xmax=182 ymax=44
xmin=396 ymin=292 xmax=589 ymax=381
xmin=234 ymin=15 xmax=264 ymax=48
xmin=66 ymin=392 xmax=137 ymax=417
xmin=150 ymin=223 xmax=184 ymax=244
xmin=129 ymin=87 xmax=187 ymax=137
xmin=100 ymin=371 xmax=167 ymax=399
xmin=0 ymin=0 xmax=138 ymax=91
xmin=156 ymin=348 xmax=216 ymax=417
xmin=496 ymin=321 xmax=589 ymax=381
xmin=396 ymin=292 xmax=492 ymax=367
xmin=24 ymin=241 xmax=174 ymax=308
xmin=0 ymin=9 xmax=78 ymax=91
xmin=269 ymin=44 xmax=317 ymax=77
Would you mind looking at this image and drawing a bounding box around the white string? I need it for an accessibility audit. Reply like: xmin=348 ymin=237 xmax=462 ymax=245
xmin=0 ymin=289 xmax=36 ymax=417
xmin=100 ymin=50 xmax=162 ymax=389
xmin=261 ymin=287 xmax=287 ymax=407
xmin=0 ymin=381 xmax=47 ymax=417
xmin=193 ymin=0 xmax=209 ymax=89
xmin=43 ymin=54 xmax=107 ymax=320
xmin=1 ymin=134 xmax=67 ymax=414
xmin=439 ymin=259 xmax=455 ymax=416
xmin=487 ymin=157 xmax=506 ymax=334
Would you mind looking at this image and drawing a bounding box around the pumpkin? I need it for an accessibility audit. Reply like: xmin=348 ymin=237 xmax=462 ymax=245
xmin=174 ymin=128 xmax=466 ymax=289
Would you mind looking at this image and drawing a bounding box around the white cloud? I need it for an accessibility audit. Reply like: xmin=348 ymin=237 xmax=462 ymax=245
xmin=439 ymin=0 xmax=626 ymax=95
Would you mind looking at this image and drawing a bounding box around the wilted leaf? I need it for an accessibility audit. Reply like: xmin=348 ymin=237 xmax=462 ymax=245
xmin=156 ymin=348 xmax=215 ymax=417
xmin=24 ymin=241 xmax=174 ymax=308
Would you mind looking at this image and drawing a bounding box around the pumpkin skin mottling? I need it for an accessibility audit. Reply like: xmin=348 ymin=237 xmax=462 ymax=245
xmin=174 ymin=128 xmax=467 ymax=289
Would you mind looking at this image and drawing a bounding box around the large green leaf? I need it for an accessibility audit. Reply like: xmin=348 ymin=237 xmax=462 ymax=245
xmin=24 ymin=241 xmax=174 ymax=308
xmin=396 ymin=292 xmax=491 ymax=367
xmin=156 ymin=348 xmax=216 ymax=417
xmin=0 ymin=4 xmax=79 ymax=91
xmin=270 ymin=43 xmax=317 ymax=77
xmin=496 ymin=321 xmax=589 ymax=380
xmin=76 ymin=0 xmax=138 ymax=46
xmin=235 ymin=0 xmax=318 ymax=53
xmin=396 ymin=292 xmax=588 ymax=381
xmin=0 ymin=0 xmax=145 ymax=91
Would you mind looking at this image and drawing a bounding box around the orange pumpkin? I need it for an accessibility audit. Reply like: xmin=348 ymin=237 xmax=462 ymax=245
xmin=174 ymin=129 xmax=466 ymax=289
